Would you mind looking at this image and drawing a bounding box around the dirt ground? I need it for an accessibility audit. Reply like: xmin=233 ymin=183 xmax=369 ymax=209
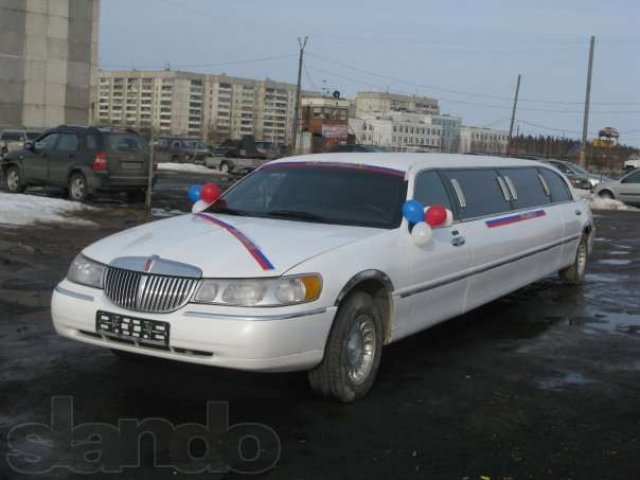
xmin=1 ymin=196 xmax=639 ymax=479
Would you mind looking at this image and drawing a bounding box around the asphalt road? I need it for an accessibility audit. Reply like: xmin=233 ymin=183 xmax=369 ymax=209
xmin=1 ymin=188 xmax=639 ymax=479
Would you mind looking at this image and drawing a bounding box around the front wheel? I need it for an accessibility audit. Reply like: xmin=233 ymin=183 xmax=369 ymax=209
xmin=560 ymin=235 xmax=588 ymax=285
xmin=307 ymin=291 xmax=383 ymax=403
xmin=4 ymin=166 xmax=25 ymax=193
xmin=68 ymin=173 xmax=89 ymax=202
xmin=598 ymin=190 xmax=614 ymax=200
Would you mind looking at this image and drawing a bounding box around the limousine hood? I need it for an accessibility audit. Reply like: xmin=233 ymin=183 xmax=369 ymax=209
xmin=82 ymin=213 xmax=381 ymax=277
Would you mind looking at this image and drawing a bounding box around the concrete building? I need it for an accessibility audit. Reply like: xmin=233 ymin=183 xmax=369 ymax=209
xmin=458 ymin=126 xmax=509 ymax=155
xmin=0 ymin=0 xmax=100 ymax=130
xmin=351 ymin=111 xmax=443 ymax=152
xmin=431 ymin=114 xmax=462 ymax=153
xmin=97 ymin=70 xmax=316 ymax=145
xmin=355 ymin=92 xmax=439 ymax=118
xmin=300 ymin=96 xmax=351 ymax=153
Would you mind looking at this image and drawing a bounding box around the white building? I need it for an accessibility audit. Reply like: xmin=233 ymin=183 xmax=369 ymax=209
xmin=458 ymin=126 xmax=509 ymax=155
xmin=356 ymin=92 xmax=439 ymax=118
xmin=351 ymin=112 xmax=443 ymax=152
xmin=431 ymin=115 xmax=462 ymax=153
xmin=97 ymin=70 xmax=316 ymax=144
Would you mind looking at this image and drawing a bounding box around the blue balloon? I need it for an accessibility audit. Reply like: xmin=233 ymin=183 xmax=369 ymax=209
xmin=402 ymin=200 xmax=424 ymax=224
xmin=188 ymin=184 xmax=202 ymax=203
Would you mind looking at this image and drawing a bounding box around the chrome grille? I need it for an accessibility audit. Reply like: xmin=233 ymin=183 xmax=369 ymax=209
xmin=104 ymin=268 xmax=198 ymax=313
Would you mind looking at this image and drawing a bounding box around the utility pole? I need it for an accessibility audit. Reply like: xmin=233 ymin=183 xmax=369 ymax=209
xmin=579 ymin=35 xmax=596 ymax=168
xmin=291 ymin=36 xmax=308 ymax=155
xmin=508 ymin=74 xmax=522 ymax=156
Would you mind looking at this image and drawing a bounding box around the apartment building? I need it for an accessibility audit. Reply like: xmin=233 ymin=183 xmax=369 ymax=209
xmin=458 ymin=126 xmax=509 ymax=155
xmin=431 ymin=115 xmax=462 ymax=153
xmin=355 ymin=92 xmax=439 ymax=118
xmin=97 ymin=70 xmax=313 ymax=145
xmin=0 ymin=0 xmax=100 ymax=129
xmin=351 ymin=111 xmax=443 ymax=152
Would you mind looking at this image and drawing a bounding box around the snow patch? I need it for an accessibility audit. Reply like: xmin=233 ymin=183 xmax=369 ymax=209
xmin=158 ymin=163 xmax=222 ymax=175
xmin=583 ymin=194 xmax=638 ymax=211
xmin=0 ymin=193 xmax=95 ymax=227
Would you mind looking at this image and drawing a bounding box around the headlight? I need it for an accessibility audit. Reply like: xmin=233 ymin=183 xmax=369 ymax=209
xmin=67 ymin=254 xmax=106 ymax=289
xmin=193 ymin=274 xmax=322 ymax=307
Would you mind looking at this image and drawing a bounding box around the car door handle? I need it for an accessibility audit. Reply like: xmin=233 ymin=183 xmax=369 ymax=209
xmin=451 ymin=236 xmax=466 ymax=247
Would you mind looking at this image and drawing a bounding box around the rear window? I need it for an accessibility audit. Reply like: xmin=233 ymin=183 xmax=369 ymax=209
xmin=443 ymin=168 xmax=511 ymax=219
xmin=106 ymin=134 xmax=146 ymax=152
xmin=539 ymin=168 xmax=572 ymax=203
xmin=499 ymin=167 xmax=550 ymax=210
xmin=1 ymin=131 xmax=23 ymax=142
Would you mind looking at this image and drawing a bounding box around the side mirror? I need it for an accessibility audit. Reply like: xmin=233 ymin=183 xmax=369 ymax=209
xmin=24 ymin=141 xmax=35 ymax=152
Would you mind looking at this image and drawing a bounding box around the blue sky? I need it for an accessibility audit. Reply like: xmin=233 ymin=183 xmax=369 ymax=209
xmin=99 ymin=0 xmax=640 ymax=146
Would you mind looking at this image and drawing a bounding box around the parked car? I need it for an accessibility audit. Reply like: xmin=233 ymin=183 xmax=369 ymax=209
xmin=594 ymin=169 xmax=640 ymax=206
xmin=624 ymin=158 xmax=640 ymax=173
xmin=51 ymin=154 xmax=593 ymax=402
xmin=2 ymin=125 xmax=153 ymax=202
xmin=1 ymin=129 xmax=41 ymax=158
xmin=205 ymin=136 xmax=269 ymax=174
xmin=154 ymin=138 xmax=210 ymax=164
xmin=544 ymin=159 xmax=610 ymax=188
xmin=536 ymin=159 xmax=593 ymax=191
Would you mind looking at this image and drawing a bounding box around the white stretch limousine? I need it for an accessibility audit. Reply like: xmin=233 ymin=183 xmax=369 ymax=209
xmin=52 ymin=154 xmax=593 ymax=402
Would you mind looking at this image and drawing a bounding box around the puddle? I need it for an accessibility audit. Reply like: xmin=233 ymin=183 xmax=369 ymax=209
xmin=597 ymin=259 xmax=632 ymax=266
xmin=538 ymin=372 xmax=594 ymax=390
xmin=579 ymin=312 xmax=640 ymax=336
xmin=585 ymin=273 xmax=619 ymax=284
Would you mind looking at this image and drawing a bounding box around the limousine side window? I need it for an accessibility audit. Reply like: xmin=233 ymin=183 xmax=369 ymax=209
xmin=413 ymin=170 xmax=455 ymax=214
xmin=498 ymin=167 xmax=550 ymax=209
xmin=538 ymin=168 xmax=573 ymax=203
xmin=443 ymin=169 xmax=511 ymax=219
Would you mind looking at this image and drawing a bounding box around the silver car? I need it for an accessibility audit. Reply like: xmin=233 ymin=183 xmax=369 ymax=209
xmin=595 ymin=169 xmax=640 ymax=206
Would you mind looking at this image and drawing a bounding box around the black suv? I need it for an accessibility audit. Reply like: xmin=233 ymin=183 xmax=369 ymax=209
xmin=1 ymin=125 xmax=153 ymax=202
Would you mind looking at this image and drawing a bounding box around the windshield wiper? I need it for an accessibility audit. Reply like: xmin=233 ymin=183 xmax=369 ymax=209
xmin=210 ymin=206 xmax=250 ymax=217
xmin=264 ymin=210 xmax=329 ymax=223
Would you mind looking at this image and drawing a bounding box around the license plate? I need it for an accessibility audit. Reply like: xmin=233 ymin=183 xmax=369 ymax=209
xmin=96 ymin=311 xmax=170 ymax=346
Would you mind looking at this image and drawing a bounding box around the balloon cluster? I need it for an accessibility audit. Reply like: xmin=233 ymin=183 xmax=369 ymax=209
xmin=402 ymin=200 xmax=454 ymax=247
xmin=188 ymin=183 xmax=220 ymax=204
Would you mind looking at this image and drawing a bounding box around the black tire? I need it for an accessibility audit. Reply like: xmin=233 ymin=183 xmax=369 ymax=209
xmin=598 ymin=190 xmax=614 ymax=200
xmin=560 ymin=235 xmax=588 ymax=285
xmin=68 ymin=172 xmax=89 ymax=202
xmin=219 ymin=161 xmax=231 ymax=174
xmin=4 ymin=166 xmax=25 ymax=193
xmin=126 ymin=189 xmax=146 ymax=203
xmin=307 ymin=291 xmax=383 ymax=403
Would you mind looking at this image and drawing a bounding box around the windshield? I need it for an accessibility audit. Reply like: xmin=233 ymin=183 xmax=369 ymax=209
xmin=569 ymin=163 xmax=590 ymax=175
xmin=209 ymin=163 xmax=407 ymax=229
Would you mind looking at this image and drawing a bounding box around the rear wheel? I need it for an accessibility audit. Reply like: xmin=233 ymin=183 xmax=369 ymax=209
xmin=307 ymin=291 xmax=383 ymax=402
xmin=126 ymin=189 xmax=146 ymax=203
xmin=219 ymin=161 xmax=231 ymax=174
xmin=598 ymin=190 xmax=614 ymax=199
xmin=68 ymin=173 xmax=88 ymax=202
xmin=4 ymin=166 xmax=25 ymax=193
xmin=560 ymin=235 xmax=588 ymax=285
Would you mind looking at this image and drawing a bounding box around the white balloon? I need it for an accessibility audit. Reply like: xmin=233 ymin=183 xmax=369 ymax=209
xmin=444 ymin=209 xmax=454 ymax=228
xmin=411 ymin=222 xmax=433 ymax=247
xmin=191 ymin=199 xmax=212 ymax=214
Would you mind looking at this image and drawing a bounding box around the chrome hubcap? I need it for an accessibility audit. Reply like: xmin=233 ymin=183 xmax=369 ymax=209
xmin=577 ymin=242 xmax=587 ymax=275
xmin=345 ymin=314 xmax=376 ymax=385
xmin=7 ymin=170 xmax=19 ymax=190
xmin=71 ymin=178 xmax=84 ymax=199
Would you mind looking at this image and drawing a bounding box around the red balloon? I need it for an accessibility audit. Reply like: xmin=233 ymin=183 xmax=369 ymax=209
xmin=200 ymin=183 xmax=220 ymax=203
xmin=425 ymin=204 xmax=448 ymax=227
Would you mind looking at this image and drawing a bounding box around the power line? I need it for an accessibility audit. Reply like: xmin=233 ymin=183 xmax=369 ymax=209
xmin=302 ymin=61 xmax=321 ymax=91
xmin=307 ymin=51 xmax=640 ymax=108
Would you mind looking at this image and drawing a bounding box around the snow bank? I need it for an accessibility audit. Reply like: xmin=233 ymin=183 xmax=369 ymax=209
xmin=583 ymin=194 xmax=638 ymax=211
xmin=158 ymin=163 xmax=222 ymax=175
xmin=0 ymin=193 xmax=95 ymax=227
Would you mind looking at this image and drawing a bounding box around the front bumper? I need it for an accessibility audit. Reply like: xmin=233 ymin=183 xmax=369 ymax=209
xmin=51 ymin=280 xmax=335 ymax=372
